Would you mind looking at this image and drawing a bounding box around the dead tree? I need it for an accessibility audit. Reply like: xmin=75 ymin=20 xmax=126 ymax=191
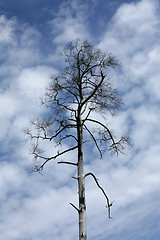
xmin=24 ymin=39 xmax=131 ymax=240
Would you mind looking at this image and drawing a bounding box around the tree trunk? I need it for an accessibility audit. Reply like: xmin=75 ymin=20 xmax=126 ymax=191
xmin=77 ymin=113 xmax=87 ymax=240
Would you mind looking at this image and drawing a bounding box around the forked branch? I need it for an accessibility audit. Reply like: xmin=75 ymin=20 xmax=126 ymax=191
xmin=84 ymin=172 xmax=113 ymax=218
xmin=50 ymin=124 xmax=76 ymax=141
xmin=33 ymin=145 xmax=78 ymax=171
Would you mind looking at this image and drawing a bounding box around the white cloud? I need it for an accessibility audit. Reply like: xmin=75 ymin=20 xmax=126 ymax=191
xmin=0 ymin=15 xmax=16 ymax=45
xmin=99 ymin=0 xmax=159 ymax=52
xmin=16 ymin=66 xmax=53 ymax=102
xmin=0 ymin=166 xmax=77 ymax=239
xmin=99 ymin=0 xmax=160 ymax=93
xmin=0 ymin=16 xmax=56 ymax=145
xmin=49 ymin=0 xmax=90 ymax=44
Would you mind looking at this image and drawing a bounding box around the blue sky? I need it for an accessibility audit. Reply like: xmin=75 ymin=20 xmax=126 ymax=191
xmin=0 ymin=0 xmax=160 ymax=239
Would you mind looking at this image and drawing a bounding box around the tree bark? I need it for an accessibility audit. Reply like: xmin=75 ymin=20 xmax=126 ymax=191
xmin=77 ymin=112 xmax=87 ymax=240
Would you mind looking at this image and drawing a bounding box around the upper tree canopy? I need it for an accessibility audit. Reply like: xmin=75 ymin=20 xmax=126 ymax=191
xmin=25 ymin=39 xmax=130 ymax=171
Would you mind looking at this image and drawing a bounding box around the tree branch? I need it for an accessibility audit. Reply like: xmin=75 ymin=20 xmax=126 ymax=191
xmin=70 ymin=202 xmax=79 ymax=212
xmin=34 ymin=145 xmax=78 ymax=171
xmin=57 ymin=161 xmax=77 ymax=166
xmin=64 ymin=85 xmax=80 ymax=103
xmin=82 ymin=107 xmax=95 ymax=122
xmin=50 ymin=124 xmax=76 ymax=141
xmin=55 ymin=97 xmax=77 ymax=113
xmin=86 ymin=118 xmax=114 ymax=141
xmin=85 ymin=118 xmax=131 ymax=154
xmin=81 ymin=71 xmax=105 ymax=109
xmin=83 ymin=123 xmax=102 ymax=158
xmin=72 ymin=176 xmax=78 ymax=180
xmin=59 ymin=134 xmax=78 ymax=143
xmin=84 ymin=172 xmax=113 ymax=218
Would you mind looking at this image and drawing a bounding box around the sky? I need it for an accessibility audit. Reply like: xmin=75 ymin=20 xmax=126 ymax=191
xmin=0 ymin=0 xmax=160 ymax=239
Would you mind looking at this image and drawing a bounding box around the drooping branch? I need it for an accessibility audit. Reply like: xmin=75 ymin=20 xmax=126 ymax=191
xmin=85 ymin=118 xmax=113 ymax=139
xmin=83 ymin=123 xmax=102 ymax=158
xmin=84 ymin=172 xmax=113 ymax=218
xmin=85 ymin=118 xmax=130 ymax=154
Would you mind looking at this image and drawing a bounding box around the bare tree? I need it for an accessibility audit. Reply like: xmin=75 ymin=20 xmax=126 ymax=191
xmin=24 ymin=39 xmax=131 ymax=240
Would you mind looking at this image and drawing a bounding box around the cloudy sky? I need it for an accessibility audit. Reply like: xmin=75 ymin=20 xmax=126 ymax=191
xmin=0 ymin=0 xmax=160 ymax=239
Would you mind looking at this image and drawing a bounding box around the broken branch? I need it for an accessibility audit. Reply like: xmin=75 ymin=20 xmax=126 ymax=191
xmin=70 ymin=203 xmax=79 ymax=212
